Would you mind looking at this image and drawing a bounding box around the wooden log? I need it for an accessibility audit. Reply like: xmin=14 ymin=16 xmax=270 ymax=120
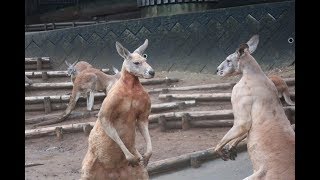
xmin=55 ymin=127 xmax=63 ymax=140
xmin=25 ymin=69 xmax=110 ymax=78
xmin=147 ymin=142 xmax=247 ymax=175
xmin=25 ymin=101 xmax=197 ymax=125
xmin=284 ymin=78 xmax=295 ymax=86
xmin=140 ymin=78 xmax=179 ymax=85
xmin=25 ymin=78 xmax=178 ymax=90
xmin=149 ymin=110 xmax=234 ymax=123
xmin=43 ymin=97 xmax=51 ymax=114
xmin=159 ymin=93 xmax=232 ymax=102
xmin=25 ymin=100 xmax=195 ymax=113
xmin=36 ymin=57 xmax=43 ymax=70
xmin=25 ymin=163 xmax=44 ymax=167
xmin=25 ymin=93 xmax=106 ymax=104
xmin=190 ymin=154 xmax=201 ymax=168
xmin=161 ymin=120 xmax=234 ymax=129
xmin=165 ymin=121 xmax=181 ymax=129
xmin=25 ymin=122 xmax=95 ymax=139
xmin=158 ymin=116 xmax=167 ymax=132
xmin=191 ymin=120 xmax=234 ymax=128
xmin=25 ymin=111 xmax=99 ymax=125
xmin=159 ymin=92 xmax=295 ymax=102
xmin=150 ymin=100 xmax=196 ymax=113
xmin=25 ymin=82 xmax=73 ymax=90
xmin=25 ymin=57 xmax=50 ymax=64
xmin=148 ymin=78 xmax=294 ymax=94
xmin=25 ymin=101 xmax=103 ymax=112
xmin=25 ymin=103 xmax=66 ymax=112
xmin=25 ymin=63 xmax=51 ymax=70
xmin=181 ymin=113 xmax=191 ymax=130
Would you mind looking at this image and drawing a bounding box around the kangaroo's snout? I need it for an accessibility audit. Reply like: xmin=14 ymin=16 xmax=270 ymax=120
xmin=148 ymin=70 xmax=155 ymax=77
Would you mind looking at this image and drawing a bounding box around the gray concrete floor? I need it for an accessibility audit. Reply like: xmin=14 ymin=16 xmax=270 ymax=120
xmin=151 ymin=151 xmax=252 ymax=180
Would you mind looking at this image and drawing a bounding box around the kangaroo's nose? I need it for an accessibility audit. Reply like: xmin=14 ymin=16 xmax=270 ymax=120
xmin=149 ymin=70 xmax=155 ymax=77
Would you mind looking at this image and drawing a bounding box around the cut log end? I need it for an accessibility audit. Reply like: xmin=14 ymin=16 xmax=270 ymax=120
xmin=43 ymin=97 xmax=52 ymax=114
xmin=158 ymin=116 xmax=167 ymax=132
xmin=36 ymin=58 xmax=43 ymax=70
xmin=42 ymin=71 xmax=49 ymax=81
xmin=181 ymin=113 xmax=191 ymax=130
xmin=83 ymin=124 xmax=93 ymax=136
xmin=55 ymin=127 xmax=63 ymax=140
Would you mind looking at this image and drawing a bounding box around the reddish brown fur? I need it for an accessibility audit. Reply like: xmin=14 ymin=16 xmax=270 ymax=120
xmin=81 ymin=69 xmax=150 ymax=180
xmin=71 ymin=61 xmax=93 ymax=83
xmin=268 ymin=75 xmax=295 ymax=105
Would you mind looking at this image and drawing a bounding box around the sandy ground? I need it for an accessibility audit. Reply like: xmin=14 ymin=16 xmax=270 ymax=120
xmin=25 ymin=65 xmax=295 ymax=179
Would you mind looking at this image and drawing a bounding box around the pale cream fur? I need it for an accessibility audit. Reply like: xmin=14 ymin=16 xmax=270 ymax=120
xmin=215 ymin=35 xmax=295 ymax=180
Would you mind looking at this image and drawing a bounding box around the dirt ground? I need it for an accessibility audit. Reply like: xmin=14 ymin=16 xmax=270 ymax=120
xmin=25 ymin=65 xmax=295 ymax=180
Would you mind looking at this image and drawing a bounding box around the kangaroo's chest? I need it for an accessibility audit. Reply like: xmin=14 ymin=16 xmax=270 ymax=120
xmin=114 ymin=88 xmax=149 ymax=120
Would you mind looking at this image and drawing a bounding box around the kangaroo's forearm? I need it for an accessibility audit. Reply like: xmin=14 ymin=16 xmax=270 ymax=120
xmin=137 ymin=121 xmax=152 ymax=155
xmin=99 ymin=117 xmax=133 ymax=157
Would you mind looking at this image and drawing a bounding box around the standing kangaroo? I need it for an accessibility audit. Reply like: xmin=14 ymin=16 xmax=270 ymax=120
xmin=215 ymin=35 xmax=294 ymax=179
xmin=81 ymin=39 xmax=154 ymax=180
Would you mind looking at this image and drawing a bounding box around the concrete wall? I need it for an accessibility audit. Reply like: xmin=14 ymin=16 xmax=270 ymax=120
xmin=25 ymin=1 xmax=295 ymax=73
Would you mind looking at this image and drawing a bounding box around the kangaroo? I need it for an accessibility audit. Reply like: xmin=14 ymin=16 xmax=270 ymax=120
xmin=25 ymin=75 xmax=33 ymax=85
xmin=33 ymin=66 xmax=121 ymax=127
xmin=268 ymin=75 xmax=295 ymax=106
xmin=81 ymin=39 xmax=154 ymax=180
xmin=65 ymin=60 xmax=93 ymax=84
xmin=215 ymin=35 xmax=294 ymax=179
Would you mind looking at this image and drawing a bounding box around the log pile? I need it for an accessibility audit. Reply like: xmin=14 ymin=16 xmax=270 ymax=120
xmin=25 ymin=57 xmax=51 ymax=70
xmin=25 ymin=106 xmax=295 ymax=138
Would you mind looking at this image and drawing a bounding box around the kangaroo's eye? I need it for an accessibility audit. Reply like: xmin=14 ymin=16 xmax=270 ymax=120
xmin=227 ymin=59 xmax=231 ymax=63
xmin=143 ymin=54 xmax=147 ymax=58
xmin=133 ymin=62 xmax=140 ymax=65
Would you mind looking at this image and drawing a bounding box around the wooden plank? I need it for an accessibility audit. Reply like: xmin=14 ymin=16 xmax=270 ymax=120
xmin=25 ymin=122 xmax=95 ymax=139
xmin=149 ymin=78 xmax=294 ymax=93
xmin=25 ymin=69 xmax=110 ymax=78
xmin=159 ymin=92 xmax=295 ymax=101
xmin=149 ymin=110 xmax=234 ymax=123
xmin=147 ymin=142 xmax=247 ymax=175
xmin=25 ymin=78 xmax=179 ymax=90
xmin=25 ymin=64 xmax=51 ymax=70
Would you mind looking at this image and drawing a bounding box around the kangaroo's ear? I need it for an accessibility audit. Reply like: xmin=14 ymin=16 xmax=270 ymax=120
xmin=246 ymin=35 xmax=259 ymax=54
xmin=65 ymin=60 xmax=71 ymax=67
xmin=134 ymin=39 xmax=148 ymax=55
xmin=72 ymin=60 xmax=79 ymax=66
xmin=112 ymin=66 xmax=119 ymax=74
xmin=237 ymin=43 xmax=250 ymax=57
xmin=116 ymin=41 xmax=131 ymax=60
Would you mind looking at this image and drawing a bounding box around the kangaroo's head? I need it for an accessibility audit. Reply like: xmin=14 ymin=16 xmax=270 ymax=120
xmin=216 ymin=35 xmax=259 ymax=77
xmin=65 ymin=60 xmax=79 ymax=76
xmin=115 ymin=39 xmax=155 ymax=79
